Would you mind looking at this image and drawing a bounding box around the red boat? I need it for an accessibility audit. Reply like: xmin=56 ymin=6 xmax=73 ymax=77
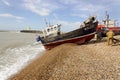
xmin=40 ymin=17 xmax=98 ymax=50
xmin=97 ymin=12 xmax=120 ymax=37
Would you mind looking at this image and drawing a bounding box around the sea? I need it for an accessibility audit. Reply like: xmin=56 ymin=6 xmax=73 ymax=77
xmin=0 ymin=31 xmax=45 ymax=80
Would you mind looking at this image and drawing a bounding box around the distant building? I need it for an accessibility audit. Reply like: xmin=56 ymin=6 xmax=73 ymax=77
xmin=27 ymin=26 xmax=31 ymax=30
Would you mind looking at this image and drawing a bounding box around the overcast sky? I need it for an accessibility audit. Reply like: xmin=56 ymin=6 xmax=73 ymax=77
xmin=0 ymin=0 xmax=120 ymax=31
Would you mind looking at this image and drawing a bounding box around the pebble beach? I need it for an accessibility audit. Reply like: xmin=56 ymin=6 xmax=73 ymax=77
xmin=10 ymin=36 xmax=120 ymax=80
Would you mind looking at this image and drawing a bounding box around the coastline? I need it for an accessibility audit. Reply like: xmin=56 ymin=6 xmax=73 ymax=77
xmin=10 ymin=37 xmax=120 ymax=80
xmin=0 ymin=32 xmax=45 ymax=80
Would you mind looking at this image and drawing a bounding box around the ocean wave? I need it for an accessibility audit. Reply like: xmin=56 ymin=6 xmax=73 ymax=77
xmin=0 ymin=44 xmax=45 ymax=80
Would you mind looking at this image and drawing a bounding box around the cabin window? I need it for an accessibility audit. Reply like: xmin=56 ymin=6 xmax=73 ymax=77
xmin=47 ymin=29 xmax=50 ymax=32
xmin=51 ymin=28 xmax=53 ymax=31
xmin=54 ymin=27 xmax=57 ymax=30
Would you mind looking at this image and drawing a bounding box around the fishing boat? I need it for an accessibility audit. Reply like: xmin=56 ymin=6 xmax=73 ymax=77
xmin=97 ymin=12 xmax=120 ymax=37
xmin=40 ymin=17 xmax=98 ymax=50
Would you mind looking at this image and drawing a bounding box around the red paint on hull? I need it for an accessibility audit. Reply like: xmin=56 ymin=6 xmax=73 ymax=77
xmin=44 ymin=32 xmax=95 ymax=50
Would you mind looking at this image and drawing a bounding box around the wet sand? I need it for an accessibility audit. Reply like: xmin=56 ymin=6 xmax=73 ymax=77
xmin=10 ymin=36 xmax=120 ymax=80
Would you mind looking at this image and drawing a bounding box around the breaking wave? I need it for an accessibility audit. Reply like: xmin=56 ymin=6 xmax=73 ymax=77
xmin=0 ymin=44 xmax=45 ymax=80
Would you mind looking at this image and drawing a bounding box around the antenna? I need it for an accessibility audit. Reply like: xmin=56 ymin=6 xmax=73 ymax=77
xmin=44 ymin=18 xmax=48 ymax=27
xmin=105 ymin=11 xmax=109 ymax=27
xmin=105 ymin=11 xmax=109 ymax=20
xmin=48 ymin=20 xmax=51 ymax=27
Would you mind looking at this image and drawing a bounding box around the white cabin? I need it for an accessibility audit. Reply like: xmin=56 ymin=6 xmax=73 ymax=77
xmin=102 ymin=12 xmax=117 ymax=27
xmin=42 ymin=24 xmax=61 ymax=37
xmin=103 ymin=19 xmax=116 ymax=27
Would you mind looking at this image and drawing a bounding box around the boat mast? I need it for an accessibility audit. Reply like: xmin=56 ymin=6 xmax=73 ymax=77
xmin=44 ymin=18 xmax=48 ymax=27
xmin=105 ymin=11 xmax=109 ymax=28
xmin=48 ymin=20 xmax=51 ymax=27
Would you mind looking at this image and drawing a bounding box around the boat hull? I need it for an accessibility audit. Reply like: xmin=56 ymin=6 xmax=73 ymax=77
xmin=43 ymin=32 xmax=95 ymax=50
xmin=41 ymin=20 xmax=98 ymax=50
xmin=100 ymin=27 xmax=120 ymax=37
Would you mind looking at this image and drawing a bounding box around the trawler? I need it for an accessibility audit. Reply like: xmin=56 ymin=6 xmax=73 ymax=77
xmin=40 ymin=17 xmax=98 ymax=50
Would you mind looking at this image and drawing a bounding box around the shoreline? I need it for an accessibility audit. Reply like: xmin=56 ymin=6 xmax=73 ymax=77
xmin=10 ymin=37 xmax=120 ymax=80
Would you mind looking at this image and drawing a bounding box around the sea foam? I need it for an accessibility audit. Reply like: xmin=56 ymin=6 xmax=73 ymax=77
xmin=0 ymin=44 xmax=45 ymax=80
